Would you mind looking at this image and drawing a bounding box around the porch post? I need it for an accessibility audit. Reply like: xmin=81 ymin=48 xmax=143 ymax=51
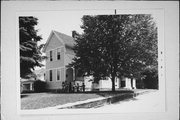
xmin=133 ymin=79 xmax=136 ymax=89
xmin=30 ymin=83 xmax=33 ymax=91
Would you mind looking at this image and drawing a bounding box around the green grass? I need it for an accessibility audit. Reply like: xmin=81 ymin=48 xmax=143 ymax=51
xmin=21 ymin=90 xmax=134 ymax=110
xmin=21 ymin=93 xmax=100 ymax=109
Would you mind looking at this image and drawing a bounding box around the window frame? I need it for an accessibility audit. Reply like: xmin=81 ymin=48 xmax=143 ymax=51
xmin=49 ymin=70 xmax=53 ymax=81
xmin=57 ymin=48 xmax=61 ymax=60
xmin=50 ymin=50 xmax=53 ymax=61
xmin=56 ymin=69 xmax=61 ymax=81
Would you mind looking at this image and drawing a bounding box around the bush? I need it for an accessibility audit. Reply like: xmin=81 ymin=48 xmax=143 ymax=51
xmin=142 ymin=69 xmax=158 ymax=89
xmin=34 ymin=80 xmax=46 ymax=92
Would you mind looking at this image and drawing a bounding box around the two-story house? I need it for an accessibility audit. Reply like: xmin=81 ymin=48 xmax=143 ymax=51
xmin=43 ymin=30 xmax=76 ymax=90
xmin=43 ymin=30 xmax=136 ymax=91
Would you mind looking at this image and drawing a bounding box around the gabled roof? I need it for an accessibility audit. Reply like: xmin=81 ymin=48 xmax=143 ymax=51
xmin=20 ymin=78 xmax=35 ymax=83
xmin=54 ymin=31 xmax=75 ymax=48
xmin=43 ymin=30 xmax=75 ymax=52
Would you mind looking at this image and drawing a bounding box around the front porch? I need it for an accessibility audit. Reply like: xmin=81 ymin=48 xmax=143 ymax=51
xmin=64 ymin=67 xmax=137 ymax=92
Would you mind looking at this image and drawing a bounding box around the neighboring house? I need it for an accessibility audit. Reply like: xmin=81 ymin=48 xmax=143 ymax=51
xmin=43 ymin=30 xmax=136 ymax=91
xmin=84 ymin=76 xmax=136 ymax=91
xmin=20 ymin=68 xmax=46 ymax=93
xmin=20 ymin=78 xmax=35 ymax=93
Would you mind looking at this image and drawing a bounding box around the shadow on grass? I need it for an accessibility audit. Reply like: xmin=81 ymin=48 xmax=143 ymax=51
xmin=95 ymin=90 xmax=134 ymax=97
xmin=58 ymin=90 xmax=137 ymax=109
xmin=21 ymin=94 xmax=29 ymax=98
xmin=47 ymin=90 xmax=134 ymax=97
xmin=110 ymin=97 xmax=138 ymax=106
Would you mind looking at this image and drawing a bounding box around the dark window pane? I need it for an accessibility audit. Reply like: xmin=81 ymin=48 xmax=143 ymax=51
xmin=50 ymin=51 xmax=53 ymax=61
xmin=50 ymin=70 xmax=52 ymax=81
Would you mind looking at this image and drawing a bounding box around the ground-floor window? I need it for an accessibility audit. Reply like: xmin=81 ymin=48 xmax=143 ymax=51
xmin=50 ymin=70 xmax=52 ymax=81
xmin=57 ymin=69 xmax=61 ymax=80
xmin=121 ymin=81 xmax=125 ymax=87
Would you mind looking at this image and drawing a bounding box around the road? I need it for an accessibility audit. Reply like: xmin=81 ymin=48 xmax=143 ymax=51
xmin=92 ymin=90 xmax=165 ymax=113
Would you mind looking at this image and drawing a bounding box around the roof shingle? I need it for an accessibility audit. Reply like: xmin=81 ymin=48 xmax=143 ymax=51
xmin=53 ymin=30 xmax=76 ymax=48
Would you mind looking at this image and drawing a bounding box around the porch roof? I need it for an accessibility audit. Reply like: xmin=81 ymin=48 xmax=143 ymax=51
xmin=20 ymin=79 xmax=35 ymax=84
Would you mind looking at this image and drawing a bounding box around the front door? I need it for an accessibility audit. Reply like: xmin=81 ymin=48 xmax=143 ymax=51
xmin=66 ymin=68 xmax=73 ymax=83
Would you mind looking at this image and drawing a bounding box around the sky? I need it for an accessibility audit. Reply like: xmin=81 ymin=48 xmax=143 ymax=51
xmin=33 ymin=10 xmax=115 ymax=45
xmin=32 ymin=10 xmax=157 ymax=45
xmin=29 ymin=10 xmax=157 ymax=69
xmin=31 ymin=10 xmax=115 ymax=69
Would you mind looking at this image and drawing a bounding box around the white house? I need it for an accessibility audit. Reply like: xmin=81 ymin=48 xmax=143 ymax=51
xmin=43 ymin=30 xmax=136 ymax=91
xmin=20 ymin=78 xmax=35 ymax=93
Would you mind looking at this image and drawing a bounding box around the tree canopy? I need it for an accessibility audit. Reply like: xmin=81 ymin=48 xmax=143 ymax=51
xmin=19 ymin=16 xmax=44 ymax=78
xmin=72 ymin=14 xmax=158 ymax=91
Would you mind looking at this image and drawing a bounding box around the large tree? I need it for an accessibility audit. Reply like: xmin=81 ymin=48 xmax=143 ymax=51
xmin=19 ymin=16 xmax=44 ymax=78
xmin=72 ymin=14 xmax=158 ymax=91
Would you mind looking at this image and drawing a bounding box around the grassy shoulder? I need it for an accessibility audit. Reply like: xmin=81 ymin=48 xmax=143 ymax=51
xmin=21 ymin=90 xmax=134 ymax=109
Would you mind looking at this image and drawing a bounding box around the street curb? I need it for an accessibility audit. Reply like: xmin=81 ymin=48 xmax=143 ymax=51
xmin=58 ymin=90 xmax=149 ymax=109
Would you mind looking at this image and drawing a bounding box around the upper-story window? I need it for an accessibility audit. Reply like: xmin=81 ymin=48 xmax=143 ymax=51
xmin=50 ymin=51 xmax=53 ymax=61
xmin=57 ymin=48 xmax=61 ymax=60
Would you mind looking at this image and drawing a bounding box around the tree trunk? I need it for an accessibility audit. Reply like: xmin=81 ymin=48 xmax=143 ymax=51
xmin=130 ymin=78 xmax=134 ymax=89
xmin=111 ymin=76 xmax=116 ymax=92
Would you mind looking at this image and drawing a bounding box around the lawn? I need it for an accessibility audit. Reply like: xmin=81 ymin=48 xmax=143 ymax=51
xmin=21 ymin=90 xmax=133 ymax=109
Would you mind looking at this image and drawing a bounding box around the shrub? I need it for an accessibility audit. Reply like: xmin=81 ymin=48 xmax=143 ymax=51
xmin=142 ymin=69 xmax=158 ymax=89
xmin=34 ymin=80 xmax=46 ymax=92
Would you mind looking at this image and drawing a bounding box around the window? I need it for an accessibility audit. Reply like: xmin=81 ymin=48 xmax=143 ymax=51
xmin=57 ymin=48 xmax=61 ymax=60
xmin=49 ymin=70 xmax=52 ymax=81
xmin=50 ymin=51 xmax=53 ymax=61
xmin=121 ymin=81 xmax=125 ymax=87
xmin=57 ymin=69 xmax=61 ymax=80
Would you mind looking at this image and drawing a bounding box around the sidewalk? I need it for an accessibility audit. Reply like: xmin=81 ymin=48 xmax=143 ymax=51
xmin=94 ymin=90 xmax=164 ymax=112
xmin=39 ymin=89 xmax=151 ymax=110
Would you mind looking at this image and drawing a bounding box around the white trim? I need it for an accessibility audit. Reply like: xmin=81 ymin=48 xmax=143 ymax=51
xmin=53 ymin=50 xmax=56 ymax=61
xmin=45 ymin=46 xmax=64 ymax=53
xmin=49 ymin=70 xmax=53 ymax=82
xmin=42 ymin=31 xmax=54 ymax=52
xmin=63 ymin=46 xmax=66 ymax=81
xmin=54 ymin=68 xmax=56 ymax=82
xmin=46 ymin=66 xmax=65 ymax=71
xmin=60 ymin=66 xmax=66 ymax=81
xmin=53 ymin=30 xmax=65 ymax=46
